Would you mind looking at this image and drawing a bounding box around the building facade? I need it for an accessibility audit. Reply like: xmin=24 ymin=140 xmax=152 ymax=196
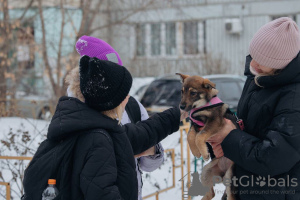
xmin=94 ymin=0 xmax=300 ymax=77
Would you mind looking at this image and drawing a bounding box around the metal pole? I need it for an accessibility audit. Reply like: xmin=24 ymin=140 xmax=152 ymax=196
xmin=180 ymin=129 xmax=184 ymax=200
xmin=0 ymin=156 xmax=32 ymax=160
xmin=186 ymin=128 xmax=192 ymax=200
xmin=172 ymin=149 xmax=175 ymax=187
xmin=7 ymin=183 xmax=10 ymax=200
xmin=0 ymin=182 xmax=11 ymax=200
xmin=155 ymin=192 xmax=159 ymax=200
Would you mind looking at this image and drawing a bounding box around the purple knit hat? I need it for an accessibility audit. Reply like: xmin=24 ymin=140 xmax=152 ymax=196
xmin=75 ymin=35 xmax=123 ymax=66
xmin=249 ymin=17 xmax=300 ymax=69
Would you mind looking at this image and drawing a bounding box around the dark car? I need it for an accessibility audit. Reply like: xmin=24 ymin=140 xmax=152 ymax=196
xmin=140 ymin=74 xmax=246 ymax=116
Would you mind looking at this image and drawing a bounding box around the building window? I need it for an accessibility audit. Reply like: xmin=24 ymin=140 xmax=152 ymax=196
xmin=166 ymin=22 xmax=176 ymax=55
xmin=136 ymin=24 xmax=146 ymax=56
xmin=271 ymin=15 xmax=297 ymax=22
xmin=151 ymin=23 xmax=161 ymax=56
xmin=135 ymin=21 xmax=206 ymax=57
xmin=184 ymin=21 xmax=198 ymax=54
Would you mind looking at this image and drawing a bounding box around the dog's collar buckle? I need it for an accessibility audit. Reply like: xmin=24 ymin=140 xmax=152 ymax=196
xmin=236 ymin=119 xmax=244 ymax=131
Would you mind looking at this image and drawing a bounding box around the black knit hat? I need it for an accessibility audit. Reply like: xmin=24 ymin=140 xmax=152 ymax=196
xmin=79 ymin=55 xmax=132 ymax=111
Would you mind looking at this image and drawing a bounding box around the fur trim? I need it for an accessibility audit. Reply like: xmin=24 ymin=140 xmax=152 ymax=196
xmin=65 ymin=67 xmax=85 ymax=102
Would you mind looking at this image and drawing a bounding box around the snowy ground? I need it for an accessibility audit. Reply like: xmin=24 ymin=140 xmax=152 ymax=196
xmin=0 ymin=117 xmax=49 ymax=199
xmin=0 ymin=117 xmax=225 ymax=200
xmin=142 ymin=129 xmax=226 ymax=200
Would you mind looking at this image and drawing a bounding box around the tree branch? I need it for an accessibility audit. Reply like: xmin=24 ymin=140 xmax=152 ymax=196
xmin=65 ymin=10 xmax=78 ymax=37
xmin=37 ymin=0 xmax=57 ymax=95
xmin=18 ymin=0 xmax=35 ymax=21
xmin=76 ymin=0 xmax=91 ymax=39
xmin=86 ymin=0 xmax=105 ymax=32
xmin=56 ymin=0 xmax=66 ymax=94
xmin=87 ymin=0 xmax=155 ymax=36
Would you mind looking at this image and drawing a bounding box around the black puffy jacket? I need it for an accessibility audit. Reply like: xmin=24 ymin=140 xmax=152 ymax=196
xmin=47 ymin=96 xmax=180 ymax=200
xmin=221 ymin=53 xmax=300 ymax=200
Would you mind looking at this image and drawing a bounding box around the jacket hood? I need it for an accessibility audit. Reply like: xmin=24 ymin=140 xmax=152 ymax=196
xmin=244 ymin=51 xmax=300 ymax=88
xmin=47 ymin=96 xmax=123 ymax=141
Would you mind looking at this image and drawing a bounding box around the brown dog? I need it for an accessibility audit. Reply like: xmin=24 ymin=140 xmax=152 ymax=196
xmin=176 ymin=73 xmax=237 ymax=200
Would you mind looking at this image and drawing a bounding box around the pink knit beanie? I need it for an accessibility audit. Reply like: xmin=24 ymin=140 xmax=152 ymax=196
xmin=75 ymin=35 xmax=123 ymax=66
xmin=249 ymin=17 xmax=300 ymax=69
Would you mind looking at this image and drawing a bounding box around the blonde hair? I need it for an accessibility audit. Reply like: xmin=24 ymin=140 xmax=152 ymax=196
xmin=65 ymin=67 xmax=124 ymax=124
xmin=254 ymin=69 xmax=281 ymax=87
xmin=102 ymin=105 xmax=123 ymax=124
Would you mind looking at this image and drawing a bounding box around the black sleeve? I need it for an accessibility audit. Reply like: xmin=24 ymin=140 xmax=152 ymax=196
xmin=80 ymin=131 xmax=123 ymax=200
xmin=124 ymin=107 xmax=181 ymax=155
xmin=222 ymin=86 xmax=300 ymax=177
xmin=221 ymin=111 xmax=300 ymax=177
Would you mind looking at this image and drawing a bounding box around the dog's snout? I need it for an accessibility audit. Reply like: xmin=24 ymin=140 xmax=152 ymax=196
xmin=180 ymin=104 xmax=186 ymax=110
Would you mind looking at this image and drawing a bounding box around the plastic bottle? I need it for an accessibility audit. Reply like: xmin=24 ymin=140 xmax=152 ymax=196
xmin=42 ymin=179 xmax=59 ymax=200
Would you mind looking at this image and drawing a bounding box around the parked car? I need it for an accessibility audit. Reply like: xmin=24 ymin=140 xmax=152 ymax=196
xmin=140 ymin=74 xmax=246 ymax=116
xmin=132 ymin=84 xmax=149 ymax=101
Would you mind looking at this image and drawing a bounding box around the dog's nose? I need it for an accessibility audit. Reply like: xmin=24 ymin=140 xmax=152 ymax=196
xmin=180 ymin=105 xmax=186 ymax=110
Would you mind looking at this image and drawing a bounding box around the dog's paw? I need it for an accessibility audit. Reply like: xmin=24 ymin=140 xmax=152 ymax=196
xmin=202 ymin=153 xmax=210 ymax=161
xmin=190 ymin=148 xmax=202 ymax=158
xmin=193 ymin=152 xmax=202 ymax=159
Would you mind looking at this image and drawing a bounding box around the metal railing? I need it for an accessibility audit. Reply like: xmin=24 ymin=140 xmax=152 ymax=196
xmin=0 ymin=123 xmax=192 ymax=200
xmin=142 ymin=148 xmax=176 ymax=200
xmin=143 ymin=121 xmax=192 ymax=200
xmin=0 ymin=182 xmax=11 ymax=200
xmin=0 ymin=156 xmax=32 ymax=200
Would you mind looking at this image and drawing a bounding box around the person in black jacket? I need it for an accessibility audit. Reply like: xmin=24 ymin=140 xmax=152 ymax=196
xmin=48 ymin=55 xmax=187 ymax=199
xmin=207 ymin=17 xmax=300 ymax=199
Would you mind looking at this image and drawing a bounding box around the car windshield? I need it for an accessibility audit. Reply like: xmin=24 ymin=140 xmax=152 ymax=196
xmin=141 ymin=80 xmax=181 ymax=107
xmin=214 ymin=80 xmax=243 ymax=102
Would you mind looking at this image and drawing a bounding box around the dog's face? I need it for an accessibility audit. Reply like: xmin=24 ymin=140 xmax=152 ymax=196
xmin=176 ymin=73 xmax=219 ymax=112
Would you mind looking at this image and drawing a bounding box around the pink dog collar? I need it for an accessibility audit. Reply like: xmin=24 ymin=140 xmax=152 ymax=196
xmin=189 ymin=96 xmax=224 ymax=127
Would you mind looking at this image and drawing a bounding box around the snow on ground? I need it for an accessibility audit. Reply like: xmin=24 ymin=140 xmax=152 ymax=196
xmin=0 ymin=117 xmax=49 ymax=199
xmin=0 ymin=117 xmax=226 ymax=200
xmin=0 ymin=117 xmax=49 ymax=154
xmin=142 ymin=129 xmax=226 ymax=200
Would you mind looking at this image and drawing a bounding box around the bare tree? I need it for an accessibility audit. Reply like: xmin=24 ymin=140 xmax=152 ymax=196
xmin=36 ymin=0 xmax=155 ymax=99
xmin=0 ymin=0 xmax=12 ymax=104
xmin=0 ymin=0 xmax=35 ymax=109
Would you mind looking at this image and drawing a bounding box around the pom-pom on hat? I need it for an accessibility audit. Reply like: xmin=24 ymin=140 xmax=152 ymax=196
xmin=76 ymin=35 xmax=123 ymax=66
xmin=249 ymin=17 xmax=300 ymax=69
xmin=79 ymin=55 xmax=132 ymax=111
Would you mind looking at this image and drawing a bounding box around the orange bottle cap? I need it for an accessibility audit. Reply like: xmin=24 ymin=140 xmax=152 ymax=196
xmin=48 ymin=179 xmax=56 ymax=185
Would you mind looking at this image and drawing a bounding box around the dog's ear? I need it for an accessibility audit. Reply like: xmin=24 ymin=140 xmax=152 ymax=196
xmin=176 ymin=73 xmax=189 ymax=83
xmin=203 ymin=79 xmax=216 ymax=90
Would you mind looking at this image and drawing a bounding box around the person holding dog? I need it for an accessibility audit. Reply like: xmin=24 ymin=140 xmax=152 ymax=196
xmin=73 ymin=35 xmax=165 ymax=200
xmin=207 ymin=17 xmax=300 ymax=199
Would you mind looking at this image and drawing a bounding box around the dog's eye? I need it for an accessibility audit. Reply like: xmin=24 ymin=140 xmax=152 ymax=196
xmin=190 ymin=91 xmax=197 ymax=96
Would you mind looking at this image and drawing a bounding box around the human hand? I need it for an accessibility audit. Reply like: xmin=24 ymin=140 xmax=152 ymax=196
xmin=134 ymin=146 xmax=156 ymax=158
xmin=180 ymin=110 xmax=189 ymax=121
xmin=207 ymin=118 xmax=236 ymax=158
